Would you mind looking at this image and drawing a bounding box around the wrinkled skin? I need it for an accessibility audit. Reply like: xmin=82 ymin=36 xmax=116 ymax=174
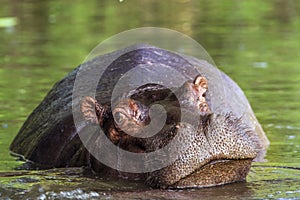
xmin=10 ymin=44 xmax=269 ymax=188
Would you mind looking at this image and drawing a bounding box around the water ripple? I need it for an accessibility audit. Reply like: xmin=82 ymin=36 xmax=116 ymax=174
xmin=267 ymin=124 xmax=300 ymax=131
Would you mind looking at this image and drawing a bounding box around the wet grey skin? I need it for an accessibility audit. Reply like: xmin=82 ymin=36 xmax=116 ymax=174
xmin=9 ymin=44 xmax=269 ymax=189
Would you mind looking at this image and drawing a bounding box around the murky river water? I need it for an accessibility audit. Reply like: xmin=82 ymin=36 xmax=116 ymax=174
xmin=1 ymin=1 xmax=300 ymax=199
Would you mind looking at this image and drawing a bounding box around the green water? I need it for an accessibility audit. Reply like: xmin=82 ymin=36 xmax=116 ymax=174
xmin=1 ymin=1 xmax=300 ymax=199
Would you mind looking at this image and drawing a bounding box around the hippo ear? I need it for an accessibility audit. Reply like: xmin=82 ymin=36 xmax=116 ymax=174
xmin=80 ymin=96 xmax=102 ymax=125
xmin=193 ymin=75 xmax=208 ymax=92
xmin=193 ymin=75 xmax=212 ymax=116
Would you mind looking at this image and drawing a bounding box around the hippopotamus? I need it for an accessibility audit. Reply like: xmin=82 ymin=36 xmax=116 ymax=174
xmin=10 ymin=44 xmax=269 ymax=188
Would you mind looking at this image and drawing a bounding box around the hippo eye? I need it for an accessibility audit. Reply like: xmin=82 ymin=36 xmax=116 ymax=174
xmin=114 ymin=112 xmax=126 ymax=125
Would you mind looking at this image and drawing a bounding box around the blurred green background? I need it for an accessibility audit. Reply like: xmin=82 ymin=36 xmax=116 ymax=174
xmin=0 ymin=0 xmax=300 ymax=199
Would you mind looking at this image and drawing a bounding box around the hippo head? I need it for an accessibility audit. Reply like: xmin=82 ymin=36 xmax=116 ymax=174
xmin=80 ymin=74 xmax=261 ymax=188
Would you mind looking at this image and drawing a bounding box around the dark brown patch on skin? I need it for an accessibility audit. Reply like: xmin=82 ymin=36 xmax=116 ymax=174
xmin=108 ymin=126 xmax=121 ymax=144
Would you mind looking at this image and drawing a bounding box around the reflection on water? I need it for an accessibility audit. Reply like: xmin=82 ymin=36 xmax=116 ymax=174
xmin=1 ymin=166 xmax=300 ymax=199
xmin=0 ymin=0 xmax=300 ymax=199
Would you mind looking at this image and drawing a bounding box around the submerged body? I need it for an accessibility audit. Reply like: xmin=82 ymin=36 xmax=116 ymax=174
xmin=10 ymin=44 xmax=269 ymax=188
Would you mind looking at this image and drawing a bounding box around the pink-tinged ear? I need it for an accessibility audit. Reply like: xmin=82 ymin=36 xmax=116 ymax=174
xmin=193 ymin=75 xmax=208 ymax=92
xmin=193 ymin=75 xmax=212 ymax=116
xmin=80 ymin=96 xmax=101 ymax=125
